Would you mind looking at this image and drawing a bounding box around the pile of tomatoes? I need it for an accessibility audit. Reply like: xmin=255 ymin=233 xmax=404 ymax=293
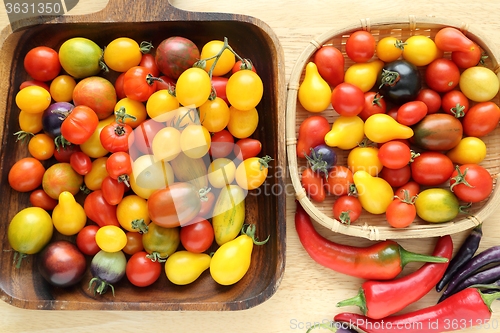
xmin=7 ymin=35 xmax=272 ymax=292
xmin=296 ymin=26 xmax=499 ymax=228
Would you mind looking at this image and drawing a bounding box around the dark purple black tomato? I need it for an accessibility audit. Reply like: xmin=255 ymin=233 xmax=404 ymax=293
xmin=305 ymin=144 xmax=337 ymax=176
xmin=37 ymin=240 xmax=87 ymax=287
xmin=376 ymin=60 xmax=422 ymax=104
xmin=42 ymin=102 xmax=74 ymax=138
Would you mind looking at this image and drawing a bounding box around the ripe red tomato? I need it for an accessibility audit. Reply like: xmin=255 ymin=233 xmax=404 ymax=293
xmin=379 ymin=165 xmax=411 ymax=188
xmin=100 ymin=121 xmax=135 ymax=153
xmin=156 ymin=75 xmax=176 ymax=91
xmin=333 ymin=195 xmax=362 ymax=224
xmin=123 ymin=66 xmax=158 ymax=102
xmin=101 ymin=175 xmax=126 ymax=205
xmin=396 ymin=101 xmax=428 ymax=126
xmin=197 ymin=191 xmax=216 ymax=218
xmin=114 ymin=72 xmax=127 ymax=100
xmin=462 ymin=101 xmax=500 ymax=137
xmin=106 ymin=152 xmax=133 ymax=184
xmin=231 ymin=59 xmax=257 ymax=74
xmin=61 ymin=105 xmax=99 ymax=145
xmin=425 ymin=58 xmax=461 ymax=93
xmin=126 ymin=251 xmax=162 ymax=287
xmin=24 ymin=46 xmax=61 ymax=81
xmin=70 ymin=151 xmax=93 ymax=175
xmin=395 ymin=180 xmax=420 ymax=198
xmin=234 ymin=138 xmax=262 ymax=160
xmin=331 ymin=82 xmax=365 ymax=117
xmin=358 ymin=92 xmax=387 ymax=121
xmin=325 ymin=165 xmax=354 ymax=196
xmin=139 ymin=53 xmax=160 ymax=77
xmin=130 ymin=119 xmax=164 ymax=155
xmin=123 ymin=231 xmax=144 ymax=255
xmin=301 ymin=167 xmax=325 ymax=202
xmin=313 ymin=45 xmax=344 ymax=87
xmin=378 ymin=141 xmax=412 ymax=169
xmin=386 ymin=192 xmax=416 ymax=228
xmin=209 ymin=129 xmax=235 ymax=158
xmin=345 ymin=30 xmax=376 ymax=63
xmin=410 ymin=151 xmax=455 ymax=186
xmin=451 ymin=43 xmax=483 ymax=69
xmin=84 ymin=190 xmax=121 ymax=227
xmin=450 ymin=164 xmax=493 ymax=203
xmin=180 ymin=219 xmax=214 ymax=253
xmin=8 ymin=157 xmax=45 ymax=192
xmin=20 ymin=79 xmax=50 ymax=92
xmin=53 ymin=144 xmax=81 ymax=163
xmin=415 ymin=88 xmax=442 ymax=114
xmin=296 ymin=115 xmax=330 ymax=158
xmin=76 ymin=225 xmax=100 ymax=256
xmin=29 ymin=189 xmax=58 ymax=211
xmin=441 ymin=90 xmax=469 ymax=118
xmin=211 ymin=76 xmax=229 ymax=105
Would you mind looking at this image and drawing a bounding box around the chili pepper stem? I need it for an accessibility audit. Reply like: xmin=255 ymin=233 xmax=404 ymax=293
xmin=305 ymin=322 xmax=340 ymax=333
xmin=478 ymin=287 xmax=500 ymax=311
xmin=336 ymin=288 xmax=367 ymax=315
xmin=399 ymin=246 xmax=449 ymax=267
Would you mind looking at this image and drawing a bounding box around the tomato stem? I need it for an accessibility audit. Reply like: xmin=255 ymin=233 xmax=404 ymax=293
xmin=13 ymin=251 xmax=27 ymax=269
xmin=378 ymin=69 xmax=400 ymax=88
xmin=88 ymin=277 xmax=115 ymax=296
xmin=146 ymin=252 xmax=167 ymax=263
xmin=114 ymin=106 xmax=137 ymax=124
xmin=241 ymin=224 xmax=270 ymax=245
xmin=258 ymin=155 xmax=273 ymax=170
xmin=139 ymin=41 xmax=153 ymax=54
xmin=450 ymin=165 xmax=472 ymax=192
xmin=199 ymin=187 xmax=212 ymax=202
xmin=13 ymin=131 xmax=34 ymax=144
xmin=54 ymin=135 xmax=72 ymax=151
xmin=131 ymin=219 xmax=149 ymax=234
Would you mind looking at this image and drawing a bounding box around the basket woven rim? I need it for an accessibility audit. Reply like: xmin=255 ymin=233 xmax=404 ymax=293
xmin=286 ymin=15 xmax=500 ymax=241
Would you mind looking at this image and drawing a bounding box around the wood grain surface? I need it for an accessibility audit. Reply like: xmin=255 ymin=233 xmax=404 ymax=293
xmin=1 ymin=0 xmax=500 ymax=332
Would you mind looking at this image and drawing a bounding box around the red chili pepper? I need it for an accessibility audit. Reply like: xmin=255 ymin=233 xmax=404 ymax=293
xmin=334 ymin=287 xmax=500 ymax=333
xmin=294 ymin=203 xmax=448 ymax=280
xmin=336 ymin=235 xmax=453 ymax=319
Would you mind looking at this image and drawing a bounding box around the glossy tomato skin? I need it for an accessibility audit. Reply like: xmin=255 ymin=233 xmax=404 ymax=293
xmin=411 ymin=113 xmax=463 ymax=151
xmin=148 ymin=182 xmax=202 ymax=228
xmin=377 ymin=60 xmax=422 ymax=104
xmin=386 ymin=195 xmax=416 ymax=228
xmin=180 ymin=219 xmax=214 ymax=253
xmin=234 ymin=138 xmax=262 ymax=160
xmin=155 ymin=36 xmax=200 ymax=80
xmin=126 ymin=251 xmax=162 ymax=287
xmin=415 ymin=188 xmax=460 ymax=223
xmin=70 ymin=151 xmax=93 ymax=175
xmin=325 ymin=165 xmax=354 ymax=196
xmin=451 ymin=43 xmax=483 ymax=69
xmin=441 ymin=90 xmax=470 ymax=118
xmin=396 ymin=101 xmax=428 ymax=126
xmin=8 ymin=157 xmax=45 ymax=192
xmin=8 ymin=207 xmax=53 ymax=257
xmin=296 ymin=115 xmax=330 ymax=158
xmin=42 ymin=162 xmax=83 ymax=199
xmin=462 ymin=101 xmax=500 ymax=137
xmin=411 ymin=151 xmax=455 ymax=186
xmin=76 ymin=225 xmax=100 ymax=256
xmin=450 ymin=164 xmax=493 ymax=203
xmin=24 ymin=46 xmax=61 ymax=81
xmin=123 ymin=66 xmax=157 ymax=102
xmin=378 ymin=141 xmax=412 ymax=169
xmin=72 ymin=76 xmax=117 ymax=120
xmin=425 ymin=58 xmax=461 ymax=93
xmin=101 ymin=176 xmax=126 ymax=205
xmin=139 ymin=53 xmax=160 ymax=77
xmin=345 ymin=30 xmax=376 ymax=63
xmin=37 ymin=240 xmax=87 ymax=287
xmin=209 ymin=129 xmax=235 ymax=158
xmin=330 ymin=82 xmax=365 ymax=116
xmin=415 ymin=88 xmax=442 ymax=114
xmin=211 ymin=76 xmax=229 ymax=105
xmin=333 ymin=195 xmax=362 ymax=224
xmin=61 ymin=105 xmax=99 ymax=144
xmin=83 ymin=190 xmax=121 ymax=227
xmin=29 ymin=189 xmax=58 ymax=211
xmin=379 ymin=165 xmax=412 ymax=188
xmin=358 ymin=92 xmax=387 ymax=121
xmin=313 ymin=45 xmax=344 ymax=86
xmin=100 ymin=121 xmax=135 ymax=153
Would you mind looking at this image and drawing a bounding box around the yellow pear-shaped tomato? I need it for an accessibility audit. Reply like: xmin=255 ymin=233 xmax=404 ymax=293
xmin=353 ymin=170 xmax=394 ymax=214
xmin=364 ymin=113 xmax=414 ymax=143
xmin=165 ymin=251 xmax=211 ymax=285
xmin=298 ymin=62 xmax=332 ymax=113
xmin=52 ymin=191 xmax=87 ymax=236
xmin=344 ymin=59 xmax=385 ymax=92
xmin=347 ymin=146 xmax=383 ymax=176
xmin=210 ymin=224 xmax=268 ymax=286
xmin=324 ymin=116 xmax=365 ymax=150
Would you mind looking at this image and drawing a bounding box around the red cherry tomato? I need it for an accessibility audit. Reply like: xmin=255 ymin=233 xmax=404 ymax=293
xmin=126 ymin=251 xmax=162 ymax=287
xmin=345 ymin=30 xmax=376 ymax=63
xmin=131 ymin=119 xmax=165 ymax=155
xmin=410 ymin=151 xmax=455 ymax=186
xmin=415 ymin=88 xmax=442 ymax=114
xmin=29 ymin=189 xmax=58 ymax=211
xmin=386 ymin=192 xmax=416 ymax=228
xmin=333 ymin=195 xmax=362 ymax=224
xmin=325 ymin=165 xmax=354 ymax=197
xmin=84 ymin=190 xmax=121 ymax=227
xmin=70 ymin=151 xmax=93 ymax=175
xmin=330 ymin=82 xmax=365 ymax=117
xmin=8 ymin=157 xmax=45 ymax=192
xmin=231 ymin=59 xmax=257 ymax=74
xmin=53 ymin=144 xmax=81 ymax=163
xmin=395 ymin=180 xmax=420 ymax=198
xmin=425 ymin=58 xmax=461 ymax=93
xmin=123 ymin=66 xmax=158 ymax=102
xmin=179 ymin=219 xmax=214 ymax=253
xmin=234 ymin=138 xmax=262 ymax=160
xmin=462 ymin=101 xmax=500 ymax=137
xmin=450 ymin=164 xmax=493 ymax=203
xmin=197 ymin=191 xmax=216 ymax=218
xmin=156 ymin=75 xmax=176 ymax=91
xmin=396 ymin=101 xmax=428 ymax=126
xmin=60 ymin=105 xmax=99 ymax=145
xmin=296 ymin=115 xmax=330 ymax=158
xmin=106 ymin=152 xmax=133 ymax=185
xmin=211 ymin=76 xmax=229 ymax=105
xmin=358 ymin=91 xmax=387 ymax=121
xmin=301 ymin=167 xmax=325 ymax=202
xmin=19 ymin=79 xmax=50 ymax=92
xmin=451 ymin=43 xmax=483 ymax=69
xmin=76 ymin=225 xmax=100 ymax=256
xmin=378 ymin=141 xmax=412 ymax=169
xmin=313 ymin=45 xmax=344 ymax=87
xmin=379 ymin=165 xmax=412 ymax=188
xmin=209 ymin=129 xmax=235 ymax=158
xmin=441 ymin=90 xmax=470 ymax=118
xmin=24 ymin=46 xmax=61 ymax=81
xmin=100 ymin=121 xmax=135 ymax=153
xmin=114 ymin=72 xmax=127 ymax=100
xmin=139 ymin=53 xmax=160 ymax=78
xmin=123 ymin=231 xmax=144 ymax=255
xmin=101 ymin=175 xmax=126 ymax=205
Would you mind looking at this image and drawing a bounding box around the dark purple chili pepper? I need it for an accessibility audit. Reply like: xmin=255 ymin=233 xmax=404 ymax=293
xmin=440 ymin=245 xmax=500 ymax=300
xmin=439 ymin=263 xmax=500 ymax=302
xmin=305 ymin=144 xmax=337 ymax=177
xmin=436 ymin=224 xmax=482 ymax=292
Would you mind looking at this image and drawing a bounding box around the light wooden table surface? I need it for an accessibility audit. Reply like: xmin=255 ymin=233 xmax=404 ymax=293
xmin=1 ymin=0 xmax=500 ymax=332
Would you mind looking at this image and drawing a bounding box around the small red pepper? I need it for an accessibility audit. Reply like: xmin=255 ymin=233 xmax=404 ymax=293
xmin=336 ymin=235 xmax=453 ymax=319
xmin=334 ymin=287 xmax=500 ymax=333
xmin=294 ymin=203 xmax=448 ymax=280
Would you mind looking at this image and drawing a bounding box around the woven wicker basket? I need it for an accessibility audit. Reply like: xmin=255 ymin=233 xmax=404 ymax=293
xmin=286 ymin=15 xmax=500 ymax=241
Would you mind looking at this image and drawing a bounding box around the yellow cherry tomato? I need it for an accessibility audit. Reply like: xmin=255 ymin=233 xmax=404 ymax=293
xmin=114 ymin=97 xmax=147 ymax=129
xmin=446 ymin=136 xmax=487 ymax=165
xmin=146 ymin=89 xmax=179 ymax=122
xmin=49 ymin=75 xmax=77 ymax=102
xmin=199 ymin=97 xmax=230 ymax=133
xmin=353 ymin=170 xmax=394 ymax=215
xmin=175 ymin=67 xmax=212 ymax=107
xmin=347 ymin=146 xmax=383 ymax=176
xmin=16 ymin=85 xmax=51 ymax=113
xmin=51 ymin=191 xmax=86 ymax=236
xmin=415 ymin=188 xmax=460 ymax=223
xmin=80 ymin=115 xmax=115 ymax=158
xmin=28 ymin=133 xmax=55 ymax=160
xmin=227 ymin=106 xmax=259 ymax=139
xmin=95 ymin=225 xmax=128 ymax=252
xmin=226 ymin=69 xmax=264 ymax=111
xmin=298 ymin=62 xmax=331 ymax=113
xmin=129 ymin=174 xmax=156 ymax=200
xmin=84 ymin=156 xmax=109 ymax=191
xmin=235 ymin=155 xmax=272 ymax=190
xmin=165 ymin=251 xmax=211 ymax=285
xmin=208 ymin=158 xmax=237 ymax=188
xmin=459 ymin=66 xmax=500 ymax=102
xmin=200 ymin=40 xmax=235 ymax=77
xmin=18 ymin=110 xmax=43 ymax=133
xmin=180 ymin=124 xmax=211 ymax=159
xmin=402 ymin=35 xmax=439 ymax=67
xmin=104 ymin=37 xmax=147 ymax=72
xmin=344 ymin=60 xmax=385 ymax=92
xmin=152 ymin=126 xmax=181 ymax=162
xmin=376 ymin=36 xmax=405 ymax=62
xmin=116 ymin=194 xmax=150 ymax=232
